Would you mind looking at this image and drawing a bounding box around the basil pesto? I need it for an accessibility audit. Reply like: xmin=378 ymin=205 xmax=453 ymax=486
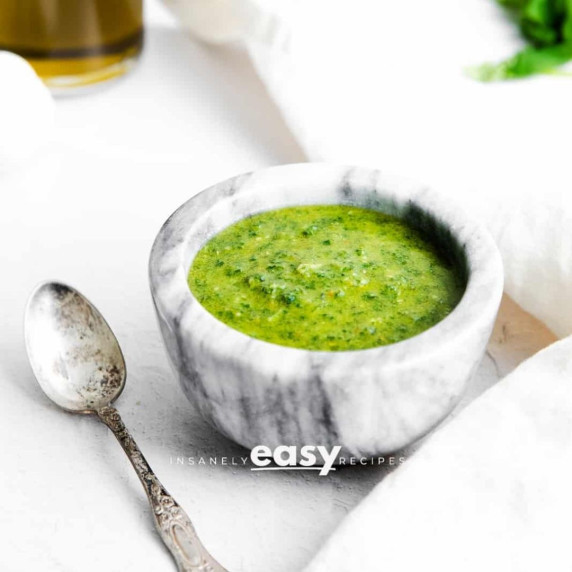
xmin=188 ymin=205 xmax=464 ymax=351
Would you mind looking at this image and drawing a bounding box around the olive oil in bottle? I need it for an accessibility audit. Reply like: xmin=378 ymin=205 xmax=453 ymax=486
xmin=0 ymin=0 xmax=143 ymax=91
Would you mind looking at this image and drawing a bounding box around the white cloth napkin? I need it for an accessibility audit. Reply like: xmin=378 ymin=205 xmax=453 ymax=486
xmin=0 ymin=52 xmax=54 ymax=172
xmin=306 ymin=335 xmax=572 ymax=572
xmin=167 ymin=1 xmax=572 ymax=570
xmin=167 ymin=0 xmax=572 ymax=338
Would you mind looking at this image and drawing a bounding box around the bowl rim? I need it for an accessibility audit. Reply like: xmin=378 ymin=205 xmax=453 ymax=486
xmin=149 ymin=163 xmax=503 ymax=369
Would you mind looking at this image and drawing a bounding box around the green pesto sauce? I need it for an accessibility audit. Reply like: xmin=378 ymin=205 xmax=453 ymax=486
xmin=189 ymin=205 xmax=464 ymax=351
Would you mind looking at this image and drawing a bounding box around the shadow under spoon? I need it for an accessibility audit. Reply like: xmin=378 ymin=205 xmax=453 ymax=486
xmin=24 ymin=281 xmax=226 ymax=572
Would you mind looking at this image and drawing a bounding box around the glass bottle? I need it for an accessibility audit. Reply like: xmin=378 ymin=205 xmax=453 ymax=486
xmin=0 ymin=0 xmax=144 ymax=92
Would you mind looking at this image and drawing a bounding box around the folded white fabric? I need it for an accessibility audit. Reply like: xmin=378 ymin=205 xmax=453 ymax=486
xmin=0 ymin=51 xmax=54 ymax=171
xmin=304 ymin=335 xmax=572 ymax=571
xmin=165 ymin=0 xmax=572 ymax=338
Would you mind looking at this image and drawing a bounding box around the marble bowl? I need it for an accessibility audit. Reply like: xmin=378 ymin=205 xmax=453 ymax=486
xmin=149 ymin=164 xmax=503 ymax=457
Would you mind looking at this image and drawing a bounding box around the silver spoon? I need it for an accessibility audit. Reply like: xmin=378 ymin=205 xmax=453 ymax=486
xmin=25 ymin=281 xmax=226 ymax=572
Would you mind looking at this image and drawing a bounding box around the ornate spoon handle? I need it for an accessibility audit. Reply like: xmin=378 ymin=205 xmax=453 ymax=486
xmin=98 ymin=406 xmax=227 ymax=572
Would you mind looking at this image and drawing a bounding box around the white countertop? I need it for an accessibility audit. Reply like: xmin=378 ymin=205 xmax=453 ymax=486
xmin=0 ymin=2 xmax=555 ymax=571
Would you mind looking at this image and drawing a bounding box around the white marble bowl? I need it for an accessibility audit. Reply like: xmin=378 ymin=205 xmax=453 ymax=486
xmin=149 ymin=164 xmax=503 ymax=456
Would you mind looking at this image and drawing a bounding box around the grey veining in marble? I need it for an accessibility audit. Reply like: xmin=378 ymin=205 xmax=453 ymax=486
xmin=149 ymin=164 xmax=503 ymax=457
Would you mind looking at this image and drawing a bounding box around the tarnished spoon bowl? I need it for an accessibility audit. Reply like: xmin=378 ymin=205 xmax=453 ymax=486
xmin=25 ymin=282 xmax=126 ymax=413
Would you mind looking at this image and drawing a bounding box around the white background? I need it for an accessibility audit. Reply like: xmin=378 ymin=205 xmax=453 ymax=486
xmin=0 ymin=2 xmax=550 ymax=571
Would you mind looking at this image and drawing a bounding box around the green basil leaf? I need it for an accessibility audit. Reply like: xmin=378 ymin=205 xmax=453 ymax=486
xmin=468 ymin=41 xmax=572 ymax=81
